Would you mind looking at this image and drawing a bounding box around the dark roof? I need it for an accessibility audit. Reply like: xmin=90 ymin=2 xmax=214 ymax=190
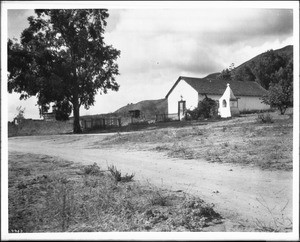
xmin=166 ymin=74 xmax=268 ymax=98
xmin=228 ymin=87 xmax=238 ymax=101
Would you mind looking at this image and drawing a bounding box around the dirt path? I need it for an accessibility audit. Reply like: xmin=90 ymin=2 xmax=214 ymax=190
xmin=8 ymin=134 xmax=293 ymax=231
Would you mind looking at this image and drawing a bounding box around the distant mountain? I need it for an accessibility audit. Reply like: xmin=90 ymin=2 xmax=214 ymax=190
xmin=114 ymin=99 xmax=168 ymax=118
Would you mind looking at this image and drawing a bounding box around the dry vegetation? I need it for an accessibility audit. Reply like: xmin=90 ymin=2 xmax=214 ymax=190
xmin=9 ymin=152 xmax=222 ymax=233
xmin=97 ymin=113 xmax=293 ymax=171
xmin=8 ymin=112 xmax=293 ymax=233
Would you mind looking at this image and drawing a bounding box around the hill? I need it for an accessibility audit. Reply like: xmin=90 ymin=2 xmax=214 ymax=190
xmin=235 ymin=45 xmax=293 ymax=71
xmin=182 ymin=45 xmax=293 ymax=85
xmin=114 ymin=98 xmax=168 ymax=118
xmin=214 ymin=45 xmax=293 ymax=89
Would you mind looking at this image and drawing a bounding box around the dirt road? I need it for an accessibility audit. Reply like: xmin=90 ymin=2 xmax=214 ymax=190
xmin=8 ymin=134 xmax=293 ymax=231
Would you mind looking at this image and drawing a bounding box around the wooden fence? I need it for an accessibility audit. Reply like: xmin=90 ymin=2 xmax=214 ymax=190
xmin=81 ymin=117 xmax=121 ymax=130
xmin=155 ymin=113 xmax=179 ymax=122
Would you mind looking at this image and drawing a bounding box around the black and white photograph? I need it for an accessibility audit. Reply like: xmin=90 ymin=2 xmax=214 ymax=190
xmin=1 ymin=1 xmax=299 ymax=241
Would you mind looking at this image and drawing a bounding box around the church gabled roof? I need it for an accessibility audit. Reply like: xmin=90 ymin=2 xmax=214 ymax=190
xmin=166 ymin=74 xmax=268 ymax=98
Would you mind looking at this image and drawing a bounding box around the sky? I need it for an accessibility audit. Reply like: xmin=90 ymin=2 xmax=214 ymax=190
xmin=4 ymin=3 xmax=295 ymax=121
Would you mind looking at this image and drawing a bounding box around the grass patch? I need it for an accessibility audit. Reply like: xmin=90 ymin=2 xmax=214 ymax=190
xmin=100 ymin=113 xmax=292 ymax=171
xmin=81 ymin=162 xmax=103 ymax=176
xmin=8 ymin=152 xmax=222 ymax=232
xmin=256 ymin=113 xmax=274 ymax=123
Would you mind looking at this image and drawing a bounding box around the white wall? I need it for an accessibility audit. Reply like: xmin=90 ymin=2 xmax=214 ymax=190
xmin=218 ymin=85 xmax=232 ymax=118
xmin=199 ymin=94 xmax=270 ymax=112
xmin=168 ymin=81 xmax=270 ymax=115
xmin=237 ymin=96 xmax=270 ymax=111
xmin=167 ymin=80 xmax=198 ymax=114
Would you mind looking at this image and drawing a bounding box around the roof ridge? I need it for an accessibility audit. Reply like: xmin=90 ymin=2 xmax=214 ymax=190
xmin=182 ymin=75 xmax=267 ymax=85
xmin=166 ymin=75 xmax=267 ymax=98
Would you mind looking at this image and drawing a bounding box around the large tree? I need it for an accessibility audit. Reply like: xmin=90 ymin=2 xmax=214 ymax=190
xmin=8 ymin=9 xmax=120 ymax=133
xmin=261 ymin=59 xmax=293 ymax=114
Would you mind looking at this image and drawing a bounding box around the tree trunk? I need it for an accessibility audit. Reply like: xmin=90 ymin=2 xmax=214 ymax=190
xmin=72 ymin=65 xmax=82 ymax=133
xmin=73 ymin=99 xmax=82 ymax=134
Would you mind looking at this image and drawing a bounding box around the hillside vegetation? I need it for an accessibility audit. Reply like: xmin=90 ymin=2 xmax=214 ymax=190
xmin=235 ymin=45 xmax=292 ymax=73
xmin=220 ymin=45 xmax=293 ymax=91
xmin=114 ymin=98 xmax=168 ymax=118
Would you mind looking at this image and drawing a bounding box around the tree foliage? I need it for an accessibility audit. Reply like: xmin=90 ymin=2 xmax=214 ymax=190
xmin=232 ymin=65 xmax=256 ymax=82
xmin=55 ymin=100 xmax=72 ymax=121
xmin=218 ymin=63 xmax=235 ymax=81
xmin=261 ymin=59 xmax=293 ymax=114
xmin=8 ymin=9 xmax=120 ymax=133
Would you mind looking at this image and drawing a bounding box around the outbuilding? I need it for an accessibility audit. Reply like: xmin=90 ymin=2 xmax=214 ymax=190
xmin=165 ymin=73 xmax=270 ymax=119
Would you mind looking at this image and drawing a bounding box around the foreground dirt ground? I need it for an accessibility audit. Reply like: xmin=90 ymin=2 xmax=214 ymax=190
xmin=8 ymin=113 xmax=293 ymax=231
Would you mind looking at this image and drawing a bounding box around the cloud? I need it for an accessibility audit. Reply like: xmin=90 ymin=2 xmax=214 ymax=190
xmin=105 ymin=8 xmax=293 ymax=77
xmin=199 ymin=9 xmax=293 ymax=46
xmin=106 ymin=9 xmax=123 ymax=33
xmin=108 ymin=8 xmax=293 ymax=39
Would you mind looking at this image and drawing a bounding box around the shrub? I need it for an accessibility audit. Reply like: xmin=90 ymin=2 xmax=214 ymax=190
xmin=108 ymin=165 xmax=134 ymax=183
xmin=185 ymin=109 xmax=199 ymax=120
xmin=198 ymin=97 xmax=218 ymax=118
xmin=83 ymin=162 xmax=102 ymax=175
xmin=149 ymin=191 xmax=169 ymax=206
xmin=178 ymin=197 xmax=222 ymax=231
xmin=186 ymin=97 xmax=218 ymax=120
xmin=257 ymin=113 xmax=274 ymax=123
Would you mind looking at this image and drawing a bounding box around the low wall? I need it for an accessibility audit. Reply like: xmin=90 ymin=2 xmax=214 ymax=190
xmin=8 ymin=119 xmax=73 ymax=137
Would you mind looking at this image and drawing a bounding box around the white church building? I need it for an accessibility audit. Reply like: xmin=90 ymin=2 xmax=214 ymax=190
xmin=165 ymin=73 xmax=270 ymax=119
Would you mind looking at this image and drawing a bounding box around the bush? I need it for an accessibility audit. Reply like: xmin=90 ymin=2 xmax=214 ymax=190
xmin=83 ymin=162 xmax=102 ymax=175
xmin=186 ymin=97 xmax=218 ymax=120
xmin=149 ymin=191 xmax=169 ymax=206
xmin=108 ymin=165 xmax=134 ymax=183
xmin=257 ymin=113 xmax=274 ymax=123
